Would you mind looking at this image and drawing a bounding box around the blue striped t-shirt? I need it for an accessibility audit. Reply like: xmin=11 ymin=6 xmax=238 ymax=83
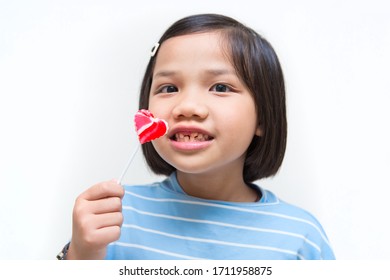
xmin=106 ymin=172 xmax=335 ymax=260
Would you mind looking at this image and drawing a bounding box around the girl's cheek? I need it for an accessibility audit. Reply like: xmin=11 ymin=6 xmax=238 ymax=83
xmin=149 ymin=100 xmax=172 ymax=119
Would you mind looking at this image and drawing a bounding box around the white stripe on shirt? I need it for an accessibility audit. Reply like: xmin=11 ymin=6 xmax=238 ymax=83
xmin=125 ymin=190 xmax=330 ymax=247
xmin=113 ymin=242 xmax=206 ymax=260
xmin=123 ymin=205 xmax=321 ymax=253
xmin=122 ymin=224 xmax=306 ymax=260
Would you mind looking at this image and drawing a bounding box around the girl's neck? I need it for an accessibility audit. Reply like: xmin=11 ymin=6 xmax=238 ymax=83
xmin=176 ymin=169 xmax=258 ymax=203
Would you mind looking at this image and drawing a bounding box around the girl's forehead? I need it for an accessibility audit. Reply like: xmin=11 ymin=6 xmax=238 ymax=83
xmin=154 ymin=32 xmax=232 ymax=69
xmin=161 ymin=32 xmax=227 ymax=53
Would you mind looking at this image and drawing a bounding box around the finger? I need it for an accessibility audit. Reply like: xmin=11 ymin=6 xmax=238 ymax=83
xmin=94 ymin=212 xmax=124 ymax=229
xmin=75 ymin=224 xmax=122 ymax=250
xmin=80 ymin=180 xmax=124 ymax=201
xmin=89 ymin=196 xmax=122 ymax=215
xmin=91 ymin=226 xmax=122 ymax=247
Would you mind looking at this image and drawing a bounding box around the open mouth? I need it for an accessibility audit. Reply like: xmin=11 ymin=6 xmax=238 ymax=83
xmin=170 ymin=132 xmax=214 ymax=142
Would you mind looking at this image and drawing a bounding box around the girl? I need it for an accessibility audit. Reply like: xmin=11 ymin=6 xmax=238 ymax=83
xmin=61 ymin=14 xmax=335 ymax=260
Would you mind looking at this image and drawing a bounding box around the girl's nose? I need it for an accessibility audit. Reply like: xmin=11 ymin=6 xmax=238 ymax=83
xmin=172 ymin=92 xmax=209 ymax=120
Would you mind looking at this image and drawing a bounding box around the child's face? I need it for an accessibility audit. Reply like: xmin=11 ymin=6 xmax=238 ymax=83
xmin=148 ymin=32 xmax=262 ymax=177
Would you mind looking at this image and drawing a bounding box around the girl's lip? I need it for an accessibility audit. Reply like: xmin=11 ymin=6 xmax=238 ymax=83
xmin=168 ymin=125 xmax=214 ymax=151
xmin=169 ymin=137 xmax=214 ymax=151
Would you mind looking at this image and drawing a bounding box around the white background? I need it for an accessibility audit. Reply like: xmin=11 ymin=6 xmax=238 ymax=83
xmin=0 ymin=0 xmax=389 ymax=259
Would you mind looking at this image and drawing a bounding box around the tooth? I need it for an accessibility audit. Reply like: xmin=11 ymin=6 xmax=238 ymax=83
xmin=175 ymin=133 xmax=183 ymax=141
xmin=173 ymin=132 xmax=211 ymax=142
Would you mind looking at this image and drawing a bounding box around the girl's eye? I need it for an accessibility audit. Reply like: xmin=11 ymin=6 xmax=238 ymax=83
xmin=158 ymin=85 xmax=178 ymax=94
xmin=210 ymin=84 xmax=231 ymax=93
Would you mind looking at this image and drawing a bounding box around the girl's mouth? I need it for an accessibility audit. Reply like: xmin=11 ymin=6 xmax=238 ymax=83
xmin=171 ymin=132 xmax=213 ymax=142
xmin=168 ymin=127 xmax=215 ymax=151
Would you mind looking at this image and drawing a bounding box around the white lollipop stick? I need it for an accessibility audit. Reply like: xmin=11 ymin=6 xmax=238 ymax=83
xmin=117 ymin=144 xmax=140 ymax=185
xmin=117 ymin=109 xmax=168 ymax=185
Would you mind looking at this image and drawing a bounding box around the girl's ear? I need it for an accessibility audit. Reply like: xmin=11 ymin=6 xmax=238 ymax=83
xmin=255 ymin=125 xmax=264 ymax=137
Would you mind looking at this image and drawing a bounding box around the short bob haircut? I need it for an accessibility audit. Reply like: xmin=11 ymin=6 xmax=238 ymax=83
xmin=139 ymin=13 xmax=287 ymax=183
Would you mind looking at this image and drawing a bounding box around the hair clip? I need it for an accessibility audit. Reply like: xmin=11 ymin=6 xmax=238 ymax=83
xmin=151 ymin=43 xmax=160 ymax=57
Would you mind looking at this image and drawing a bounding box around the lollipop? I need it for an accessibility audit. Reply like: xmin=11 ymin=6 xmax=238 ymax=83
xmin=134 ymin=109 xmax=169 ymax=144
xmin=117 ymin=109 xmax=168 ymax=184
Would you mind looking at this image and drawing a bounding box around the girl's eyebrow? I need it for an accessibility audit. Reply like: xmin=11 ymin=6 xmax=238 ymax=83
xmin=153 ymin=69 xmax=235 ymax=79
xmin=153 ymin=70 xmax=177 ymax=79
xmin=205 ymin=69 xmax=235 ymax=76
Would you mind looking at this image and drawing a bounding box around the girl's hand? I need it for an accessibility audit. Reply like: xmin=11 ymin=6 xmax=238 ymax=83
xmin=66 ymin=180 xmax=124 ymax=259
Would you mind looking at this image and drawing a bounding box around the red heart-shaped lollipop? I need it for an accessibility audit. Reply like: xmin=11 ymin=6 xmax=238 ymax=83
xmin=134 ymin=109 xmax=168 ymax=144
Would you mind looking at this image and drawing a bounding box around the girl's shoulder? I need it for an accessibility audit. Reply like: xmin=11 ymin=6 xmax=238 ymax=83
xmin=256 ymin=187 xmax=328 ymax=234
